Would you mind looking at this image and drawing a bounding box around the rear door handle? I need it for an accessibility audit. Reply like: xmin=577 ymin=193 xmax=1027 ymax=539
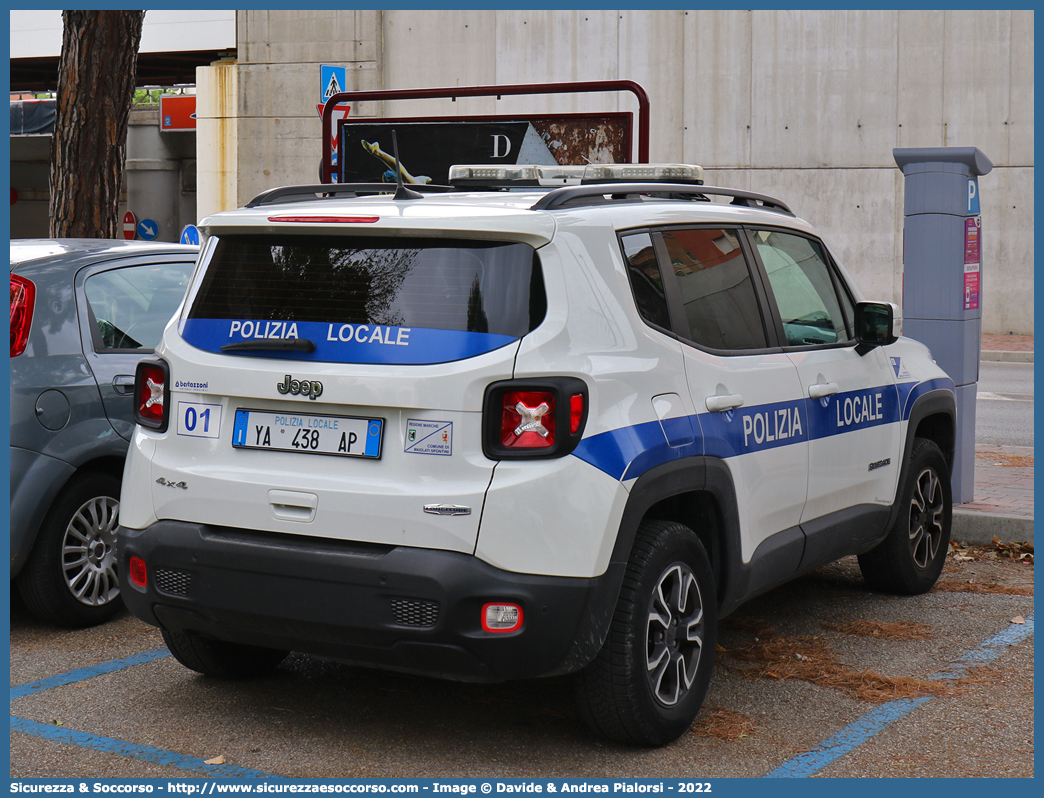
xmin=808 ymin=382 xmax=839 ymax=399
xmin=705 ymin=394 xmax=744 ymax=413
xmin=112 ymin=375 xmax=135 ymax=395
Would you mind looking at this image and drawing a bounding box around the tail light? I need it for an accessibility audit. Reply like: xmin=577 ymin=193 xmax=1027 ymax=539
xmin=10 ymin=274 xmax=35 ymax=357
xmin=133 ymin=359 xmax=170 ymax=432
xmin=483 ymin=377 xmax=588 ymax=459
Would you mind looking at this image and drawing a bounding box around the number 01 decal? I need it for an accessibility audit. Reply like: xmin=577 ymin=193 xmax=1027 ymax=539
xmin=177 ymin=401 xmax=222 ymax=439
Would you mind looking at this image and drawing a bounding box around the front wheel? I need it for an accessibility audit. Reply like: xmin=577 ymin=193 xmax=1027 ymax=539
xmin=575 ymin=520 xmax=717 ymax=746
xmin=858 ymin=438 xmax=952 ymax=594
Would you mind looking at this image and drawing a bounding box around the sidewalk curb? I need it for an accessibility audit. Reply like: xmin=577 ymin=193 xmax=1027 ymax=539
xmin=952 ymin=509 xmax=1034 ymax=545
xmin=981 ymin=350 xmax=1033 ymax=363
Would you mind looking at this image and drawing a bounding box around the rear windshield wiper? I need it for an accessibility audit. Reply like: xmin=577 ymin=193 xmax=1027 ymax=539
xmin=220 ymin=338 xmax=316 ymax=353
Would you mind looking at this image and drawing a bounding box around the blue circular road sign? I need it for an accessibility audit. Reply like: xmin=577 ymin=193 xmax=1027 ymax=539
xmin=136 ymin=219 xmax=159 ymax=240
xmin=180 ymin=224 xmax=200 ymax=246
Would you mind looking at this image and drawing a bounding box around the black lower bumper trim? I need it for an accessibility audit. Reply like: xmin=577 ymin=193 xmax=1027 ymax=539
xmin=118 ymin=521 xmax=621 ymax=682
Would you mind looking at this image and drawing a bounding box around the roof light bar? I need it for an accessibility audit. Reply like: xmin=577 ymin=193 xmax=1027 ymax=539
xmin=449 ymin=164 xmax=589 ymax=187
xmin=449 ymin=163 xmax=705 ymax=189
xmin=583 ymin=163 xmax=705 ymax=184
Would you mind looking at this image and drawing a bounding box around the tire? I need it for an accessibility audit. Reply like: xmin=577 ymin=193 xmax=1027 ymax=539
xmin=858 ymin=438 xmax=952 ymax=594
xmin=575 ymin=520 xmax=717 ymax=746
xmin=16 ymin=472 xmax=123 ymax=627
xmin=162 ymin=629 xmax=288 ymax=678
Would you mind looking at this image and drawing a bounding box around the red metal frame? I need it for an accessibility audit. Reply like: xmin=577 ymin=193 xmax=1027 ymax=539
xmin=320 ymin=80 xmax=651 ymax=184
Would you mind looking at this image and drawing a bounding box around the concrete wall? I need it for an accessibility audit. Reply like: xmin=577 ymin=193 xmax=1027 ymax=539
xmin=199 ymin=9 xmax=1033 ymax=334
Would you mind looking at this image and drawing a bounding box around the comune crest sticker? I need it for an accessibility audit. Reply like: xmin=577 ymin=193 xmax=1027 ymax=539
xmin=405 ymin=419 xmax=453 ymax=456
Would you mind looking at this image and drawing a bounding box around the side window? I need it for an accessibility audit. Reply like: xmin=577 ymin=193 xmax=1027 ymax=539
xmin=622 ymin=232 xmax=671 ymax=330
xmin=661 ymin=228 xmax=768 ymax=350
xmin=752 ymin=230 xmax=850 ymax=347
xmin=85 ymin=262 xmax=194 ymax=351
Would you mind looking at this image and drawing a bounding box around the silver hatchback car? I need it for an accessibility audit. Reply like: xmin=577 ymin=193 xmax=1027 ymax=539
xmin=10 ymin=239 xmax=197 ymax=626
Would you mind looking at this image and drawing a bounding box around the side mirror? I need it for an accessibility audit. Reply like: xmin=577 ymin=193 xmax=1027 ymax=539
xmin=854 ymin=301 xmax=900 ymax=351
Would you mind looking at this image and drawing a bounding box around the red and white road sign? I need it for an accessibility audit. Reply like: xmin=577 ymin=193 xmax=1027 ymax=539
xmin=317 ymin=103 xmax=351 ymax=155
xmin=123 ymin=211 xmax=137 ymax=240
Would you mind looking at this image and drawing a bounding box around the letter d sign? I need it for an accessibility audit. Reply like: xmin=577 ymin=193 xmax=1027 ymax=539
xmin=967 ymin=178 xmax=980 ymax=215
xmin=491 ymin=134 xmax=512 ymax=159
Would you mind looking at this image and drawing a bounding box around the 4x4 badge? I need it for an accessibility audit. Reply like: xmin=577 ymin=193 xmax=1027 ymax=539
xmin=277 ymin=375 xmax=323 ymax=400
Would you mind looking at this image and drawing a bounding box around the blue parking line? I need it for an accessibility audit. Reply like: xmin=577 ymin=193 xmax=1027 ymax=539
xmin=10 ymin=716 xmax=278 ymax=779
xmin=10 ymin=648 xmax=171 ymax=700
xmin=765 ymin=614 xmax=1034 ymax=778
xmin=10 ymin=647 xmax=279 ymax=779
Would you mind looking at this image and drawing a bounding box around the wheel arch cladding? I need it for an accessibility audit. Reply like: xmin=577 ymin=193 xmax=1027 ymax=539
xmin=613 ymin=457 xmax=741 ymax=611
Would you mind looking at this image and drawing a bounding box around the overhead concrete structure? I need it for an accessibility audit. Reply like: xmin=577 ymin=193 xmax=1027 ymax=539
xmin=197 ymin=10 xmax=1032 ymax=335
xmin=12 ymin=9 xmax=1021 ymax=335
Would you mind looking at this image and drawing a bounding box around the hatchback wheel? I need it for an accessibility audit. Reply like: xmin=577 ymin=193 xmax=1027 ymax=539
xmin=17 ymin=472 xmax=123 ymax=627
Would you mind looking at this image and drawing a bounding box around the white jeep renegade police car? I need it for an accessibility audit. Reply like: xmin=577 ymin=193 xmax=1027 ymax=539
xmin=118 ymin=163 xmax=956 ymax=746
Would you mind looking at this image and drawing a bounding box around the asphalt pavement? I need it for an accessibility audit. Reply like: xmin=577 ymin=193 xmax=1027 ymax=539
xmin=956 ymin=335 xmax=1034 ymax=545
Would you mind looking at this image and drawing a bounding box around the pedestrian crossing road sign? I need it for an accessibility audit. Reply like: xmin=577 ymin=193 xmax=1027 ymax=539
xmin=320 ymin=64 xmax=347 ymax=106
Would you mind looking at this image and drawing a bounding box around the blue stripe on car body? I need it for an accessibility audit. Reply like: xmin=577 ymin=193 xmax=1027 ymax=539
xmin=180 ymin=318 xmax=517 ymax=365
xmin=573 ymin=378 xmax=954 ymax=482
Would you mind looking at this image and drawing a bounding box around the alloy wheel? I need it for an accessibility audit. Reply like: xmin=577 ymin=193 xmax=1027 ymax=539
xmin=646 ymin=563 xmax=705 ymax=706
xmin=909 ymin=466 xmax=945 ymax=569
xmin=62 ymin=496 xmax=120 ymax=606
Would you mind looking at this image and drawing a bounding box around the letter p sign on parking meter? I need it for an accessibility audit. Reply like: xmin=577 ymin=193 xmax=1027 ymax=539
xmin=968 ymin=178 xmax=980 ymax=215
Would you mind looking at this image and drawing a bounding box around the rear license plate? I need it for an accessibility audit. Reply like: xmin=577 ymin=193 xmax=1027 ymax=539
xmin=232 ymin=409 xmax=383 ymax=459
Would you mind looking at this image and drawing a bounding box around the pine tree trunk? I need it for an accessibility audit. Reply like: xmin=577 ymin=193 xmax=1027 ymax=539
xmin=49 ymin=10 xmax=145 ymax=238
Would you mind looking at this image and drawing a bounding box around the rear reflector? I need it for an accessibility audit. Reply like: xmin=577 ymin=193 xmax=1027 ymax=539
xmin=129 ymin=557 xmax=147 ymax=588
xmin=10 ymin=274 xmax=35 ymax=357
xmin=482 ymin=603 xmax=523 ymax=633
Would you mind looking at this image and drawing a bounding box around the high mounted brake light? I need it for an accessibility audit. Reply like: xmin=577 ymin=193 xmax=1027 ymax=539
xmin=267 ymin=216 xmax=380 ymax=224
xmin=10 ymin=274 xmax=35 ymax=357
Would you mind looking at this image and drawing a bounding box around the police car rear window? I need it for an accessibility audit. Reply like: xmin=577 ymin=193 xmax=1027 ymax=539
xmin=180 ymin=234 xmax=545 ymax=365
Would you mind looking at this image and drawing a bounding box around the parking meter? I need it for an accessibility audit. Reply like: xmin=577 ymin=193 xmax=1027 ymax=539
xmin=893 ymin=146 xmax=993 ymax=504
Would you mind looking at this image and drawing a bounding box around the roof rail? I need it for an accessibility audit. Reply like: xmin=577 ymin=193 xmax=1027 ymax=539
xmin=529 ymin=184 xmax=794 ymax=215
xmin=245 ymin=183 xmax=454 ymax=208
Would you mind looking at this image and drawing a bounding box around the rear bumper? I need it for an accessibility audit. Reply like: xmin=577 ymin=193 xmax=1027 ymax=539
xmin=118 ymin=521 xmax=623 ymax=682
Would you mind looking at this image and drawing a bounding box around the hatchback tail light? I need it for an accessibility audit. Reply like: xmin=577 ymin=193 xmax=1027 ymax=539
xmin=128 ymin=556 xmax=148 ymax=588
xmin=133 ymin=359 xmax=170 ymax=432
xmin=483 ymin=377 xmax=588 ymax=459
xmin=10 ymin=274 xmax=35 ymax=357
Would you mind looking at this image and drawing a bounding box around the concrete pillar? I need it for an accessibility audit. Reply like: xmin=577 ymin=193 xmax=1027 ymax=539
xmin=196 ymin=60 xmax=239 ymax=219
